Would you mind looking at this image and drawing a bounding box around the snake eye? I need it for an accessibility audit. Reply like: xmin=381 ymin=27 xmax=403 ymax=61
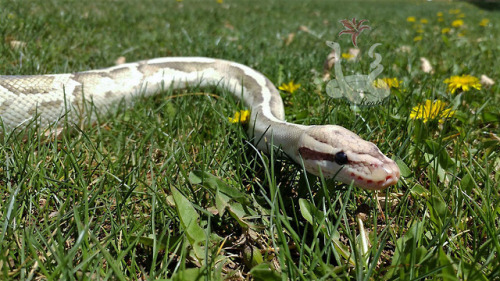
xmin=334 ymin=151 xmax=348 ymax=165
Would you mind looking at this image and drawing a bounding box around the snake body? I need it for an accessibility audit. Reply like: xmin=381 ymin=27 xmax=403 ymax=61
xmin=0 ymin=57 xmax=400 ymax=190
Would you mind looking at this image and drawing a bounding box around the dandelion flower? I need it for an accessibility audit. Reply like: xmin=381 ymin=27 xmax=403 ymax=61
xmin=228 ymin=110 xmax=250 ymax=124
xmin=414 ymin=36 xmax=423 ymax=42
xmin=341 ymin=53 xmax=355 ymax=60
xmin=479 ymin=18 xmax=489 ymax=27
xmin=410 ymin=100 xmax=455 ymax=123
xmin=374 ymin=78 xmax=401 ymax=89
xmin=449 ymin=9 xmax=461 ymax=15
xmin=452 ymin=19 xmax=464 ymax=27
xmin=438 ymin=17 xmax=444 ymax=22
xmin=441 ymin=27 xmax=451 ymax=34
xmin=278 ymin=81 xmax=301 ymax=93
xmin=444 ymin=75 xmax=481 ymax=94
xmin=407 ymin=16 xmax=416 ymax=23
xmin=420 ymin=19 xmax=429 ymax=24
xmin=437 ymin=12 xmax=443 ymax=17
xmin=458 ymin=13 xmax=466 ymax=18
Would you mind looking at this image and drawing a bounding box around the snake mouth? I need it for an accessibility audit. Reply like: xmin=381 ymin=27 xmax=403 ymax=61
xmin=349 ymin=164 xmax=401 ymax=190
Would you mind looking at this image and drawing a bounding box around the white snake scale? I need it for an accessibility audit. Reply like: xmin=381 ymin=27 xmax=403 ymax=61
xmin=0 ymin=57 xmax=400 ymax=190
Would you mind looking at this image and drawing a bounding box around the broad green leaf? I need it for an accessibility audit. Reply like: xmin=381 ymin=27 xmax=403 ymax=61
xmin=427 ymin=195 xmax=450 ymax=229
xmin=250 ymin=263 xmax=281 ymax=281
xmin=481 ymin=110 xmax=499 ymax=123
xmin=171 ymin=187 xmax=206 ymax=259
xmin=460 ymin=172 xmax=474 ymax=194
xmin=396 ymin=158 xmax=412 ymax=177
xmin=189 ymin=171 xmax=250 ymax=204
xmin=170 ymin=268 xmax=205 ymax=281
xmin=299 ymin=198 xmax=324 ymax=225
xmin=227 ymin=200 xmax=258 ymax=229
xmin=165 ymin=102 xmax=177 ymax=119
xmin=438 ymin=248 xmax=458 ymax=281
xmin=425 ymin=139 xmax=455 ymax=169
xmin=299 ymin=199 xmax=313 ymax=224
xmin=410 ymin=184 xmax=429 ymax=197
xmin=243 ymin=245 xmax=264 ymax=269
xmin=130 ymin=234 xmax=182 ymax=252
xmin=215 ymin=189 xmax=230 ymax=216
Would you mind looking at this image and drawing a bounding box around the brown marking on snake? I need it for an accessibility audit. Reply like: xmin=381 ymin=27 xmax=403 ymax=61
xmin=69 ymin=84 xmax=85 ymax=113
xmin=151 ymin=60 xmax=268 ymax=107
xmin=109 ymin=67 xmax=132 ymax=77
xmin=0 ymin=100 xmax=13 ymax=112
xmin=72 ymin=72 xmax=111 ymax=83
xmin=266 ymin=78 xmax=285 ymax=120
xmin=149 ymin=61 xmax=214 ymax=74
xmin=0 ymin=76 xmax=55 ymax=95
xmin=105 ymin=91 xmax=115 ymax=99
xmin=28 ymin=100 xmax=63 ymax=115
xmin=136 ymin=60 xmax=285 ymax=122
xmin=225 ymin=64 xmax=265 ymax=104
xmin=298 ymin=147 xmax=335 ymax=162
xmin=137 ymin=64 xmax=159 ymax=76
xmin=72 ymin=84 xmax=83 ymax=96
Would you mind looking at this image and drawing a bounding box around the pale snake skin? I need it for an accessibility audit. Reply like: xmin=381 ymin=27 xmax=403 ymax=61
xmin=0 ymin=57 xmax=400 ymax=190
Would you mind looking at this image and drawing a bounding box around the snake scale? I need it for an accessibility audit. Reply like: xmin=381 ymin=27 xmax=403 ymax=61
xmin=0 ymin=57 xmax=400 ymax=190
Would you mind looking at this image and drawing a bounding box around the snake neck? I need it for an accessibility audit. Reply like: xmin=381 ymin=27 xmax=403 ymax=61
xmin=250 ymin=110 xmax=307 ymax=161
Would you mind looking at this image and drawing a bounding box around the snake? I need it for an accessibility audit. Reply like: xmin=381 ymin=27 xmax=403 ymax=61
xmin=0 ymin=57 xmax=400 ymax=190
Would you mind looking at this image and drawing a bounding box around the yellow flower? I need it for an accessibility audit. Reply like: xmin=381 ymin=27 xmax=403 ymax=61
xmin=374 ymin=78 xmax=401 ymax=89
xmin=217 ymin=0 xmax=223 ymax=3
xmin=452 ymin=19 xmax=464 ymax=27
xmin=437 ymin=12 xmax=443 ymax=17
xmin=458 ymin=13 xmax=466 ymax=18
xmin=410 ymin=100 xmax=455 ymax=123
xmin=420 ymin=18 xmax=429 ymax=24
xmin=278 ymin=81 xmax=301 ymax=93
xmin=416 ymin=28 xmax=424 ymax=34
xmin=407 ymin=16 xmax=416 ymax=23
xmin=438 ymin=17 xmax=444 ymax=22
xmin=441 ymin=27 xmax=451 ymax=34
xmin=449 ymin=9 xmax=461 ymax=15
xmin=414 ymin=36 xmax=423 ymax=42
xmin=341 ymin=53 xmax=355 ymax=60
xmin=444 ymin=75 xmax=481 ymax=94
xmin=228 ymin=110 xmax=250 ymax=124
xmin=479 ymin=18 xmax=489 ymax=27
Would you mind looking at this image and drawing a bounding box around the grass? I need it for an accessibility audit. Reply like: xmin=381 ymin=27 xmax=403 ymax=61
xmin=0 ymin=0 xmax=499 ymax=279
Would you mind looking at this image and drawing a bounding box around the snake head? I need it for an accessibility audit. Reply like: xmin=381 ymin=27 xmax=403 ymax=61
xmin=297 ymin=125 xmax=400 ymax=190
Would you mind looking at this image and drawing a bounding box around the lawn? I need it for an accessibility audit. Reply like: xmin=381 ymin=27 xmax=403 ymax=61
xmin=0 ymin=0 xmax=499 ymax=280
